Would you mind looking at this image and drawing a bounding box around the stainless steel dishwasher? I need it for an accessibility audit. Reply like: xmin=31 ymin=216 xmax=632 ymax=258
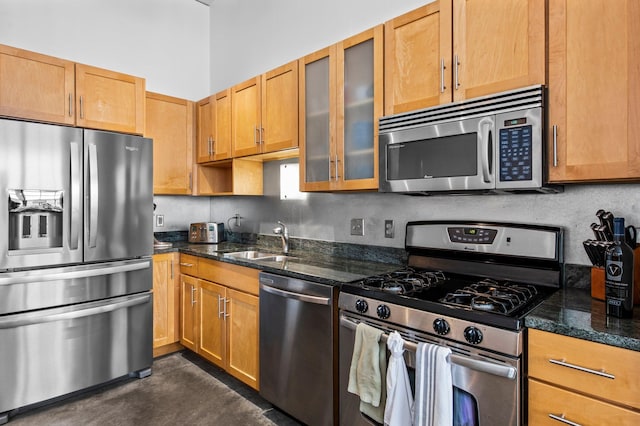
xmin=259 ymin=272 xmax=338 ymax=426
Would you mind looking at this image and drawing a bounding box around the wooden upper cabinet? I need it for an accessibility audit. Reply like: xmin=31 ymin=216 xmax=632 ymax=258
xmin=384 ymin=0 xmax=545 ymax=115
xmin=385 ymin=1 xmax=452 ymax=115
xmin=261 ymin=61 xmax=299 ymax=153
xmin=452 ymin=0 xmax=545 ymax=101
xmin=232 ymin=76 xmax=262 ymax=157
xmin=196 ymin=89 xmax=231 ymax=164
xmin=213 ymin=89 xmax=232 ymax=160
xmin=548 ymin=0 xmax=640 ymax=182
xmin=196 ymin=95 xmax=214 ymax=163
xmin=75 ymin=63 xmax=145 ymax=135
xmin=232 ymin=62 xmax=299 ymax=158
xmin=0 ymin=44 xmax=75 ymax=125
xmin=145 ymin=92 xmax=194 ymax=195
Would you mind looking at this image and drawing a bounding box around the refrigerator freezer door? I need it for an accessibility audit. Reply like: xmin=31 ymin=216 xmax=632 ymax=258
xmin=0 ymin=118 xmax=83 ymax=269
xmin=83 ymin=130 xmax=153 ymax=262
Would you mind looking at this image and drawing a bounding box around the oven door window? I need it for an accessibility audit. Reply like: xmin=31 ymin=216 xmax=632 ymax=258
xmin=386 ymin=133 xmax=478 ymax=180
xmin=454 ymin=387 xmax=479 ymax=426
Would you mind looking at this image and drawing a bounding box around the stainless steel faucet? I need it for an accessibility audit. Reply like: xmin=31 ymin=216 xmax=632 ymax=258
xmin=273 ymin=221 xmax=289 ymax=254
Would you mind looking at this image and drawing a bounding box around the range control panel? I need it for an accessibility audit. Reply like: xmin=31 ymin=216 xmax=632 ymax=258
xmin=447 ymin=227 xmax=498 ymax=244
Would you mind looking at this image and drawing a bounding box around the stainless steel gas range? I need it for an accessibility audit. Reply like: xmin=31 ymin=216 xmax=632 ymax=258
xmin=339 ymin=220 xmax=563 ymax=426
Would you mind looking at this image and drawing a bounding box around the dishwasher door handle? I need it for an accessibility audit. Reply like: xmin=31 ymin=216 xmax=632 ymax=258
xmin=261 ymin=283 xmax=331 ymax=305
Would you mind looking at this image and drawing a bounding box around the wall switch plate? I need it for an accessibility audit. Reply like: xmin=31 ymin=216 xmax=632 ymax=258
xmin=155 ymin=214 xmax=164 ymax=227
xmin=384 ymin=219 xmax=394 ymax=238
xmin=350 ymin=218 xmax=364 ymax=236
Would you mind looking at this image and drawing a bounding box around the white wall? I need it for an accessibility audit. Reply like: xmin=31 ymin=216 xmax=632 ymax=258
xmin=209 ymin=0 xmax=428 ymax=92
xmin=0 ymin=0 xmax=209 ymax=100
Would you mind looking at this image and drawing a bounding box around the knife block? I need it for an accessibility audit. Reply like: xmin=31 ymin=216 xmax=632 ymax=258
xmin=591 ymin=246 xmax=640 ymax=305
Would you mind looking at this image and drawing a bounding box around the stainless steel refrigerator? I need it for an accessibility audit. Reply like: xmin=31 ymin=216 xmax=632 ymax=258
xmin=0 ymin=118 xmax=153 ymax=421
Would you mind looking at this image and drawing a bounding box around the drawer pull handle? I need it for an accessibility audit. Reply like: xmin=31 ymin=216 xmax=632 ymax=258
xmin=180 ymin=262 xmax=194 ymax=267
xmin=549 ymin=358 xmax=615 ymax=379
xmin=549 ymin=413 xmax=582 ymax=426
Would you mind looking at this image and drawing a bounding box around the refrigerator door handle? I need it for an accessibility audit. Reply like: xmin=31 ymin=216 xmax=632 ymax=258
xmin=88 ymin=143 xmax=99 ymax=248
xmin=69 ymin=141 xmax=81 ymax=250
xmin=0 ymin=259 xmax=151 ymax=286
xmin=0 ymin=292 xmax=151 ymax=329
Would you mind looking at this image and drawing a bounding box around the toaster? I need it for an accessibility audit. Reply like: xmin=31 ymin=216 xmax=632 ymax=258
xmin=189 ymin=222 xmax=226 ymax=243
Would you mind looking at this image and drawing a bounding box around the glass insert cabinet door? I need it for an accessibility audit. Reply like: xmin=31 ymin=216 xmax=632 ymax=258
xmin=342 ymin=38 xmax=375 ymax=183
xmin=300 ymin=25 xmax=382 ymax=191
xmin=303 ymin=52 xmax=332 ymax=185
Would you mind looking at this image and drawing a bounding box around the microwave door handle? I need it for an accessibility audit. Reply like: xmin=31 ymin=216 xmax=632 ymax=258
xmin=480 ymin=120 xmax=493 ymax=183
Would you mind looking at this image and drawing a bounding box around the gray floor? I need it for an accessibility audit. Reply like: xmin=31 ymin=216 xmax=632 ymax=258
xmin=6 ymin=351 xmax=302 ymax=426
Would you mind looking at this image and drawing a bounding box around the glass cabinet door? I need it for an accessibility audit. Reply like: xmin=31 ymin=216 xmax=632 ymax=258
xmin=337 ymin=25 xmax=382 ymax=190
xmin=343 ymin=39 xmax=374 ymax=181
xmin=301 ymin=46 xmax=335 ymax=190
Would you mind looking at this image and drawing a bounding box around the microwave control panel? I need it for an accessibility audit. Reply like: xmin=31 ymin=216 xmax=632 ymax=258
xmin=499 ymin=119 xmax=532 ymax=182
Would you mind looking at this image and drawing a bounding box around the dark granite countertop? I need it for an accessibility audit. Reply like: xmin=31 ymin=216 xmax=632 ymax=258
xmin=526 ymin=286 xmax=640 ymax=352
xmin=154 ymin=240 xmax=400 ymax=286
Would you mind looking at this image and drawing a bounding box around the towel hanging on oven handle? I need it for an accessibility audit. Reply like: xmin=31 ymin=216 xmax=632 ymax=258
xmin=340 ymin=316 xmax=517 ymax=380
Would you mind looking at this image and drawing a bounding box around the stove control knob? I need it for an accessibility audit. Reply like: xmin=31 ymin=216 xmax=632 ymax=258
xmin=433 ymin=318 xmax=450 ymax=335
xmin=376 ymin=304 xmax=391 ymax=319
xmin=355 ymin=299 xmax=368 ymax=313
xmin=464 ymin=326 xmax=483 ymax=345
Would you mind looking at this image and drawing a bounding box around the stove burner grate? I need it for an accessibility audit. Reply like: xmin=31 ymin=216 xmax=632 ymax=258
xmin=440 ymin=278 xmax=539 ymax=315
xmin=358 ymin=268 xmax=447 ymax=295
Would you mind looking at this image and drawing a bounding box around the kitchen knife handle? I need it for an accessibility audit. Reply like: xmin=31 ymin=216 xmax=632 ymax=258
xmin=88 ymin=143 xmax=99 ymax=248
xmin=552 ymin=125 xmax=558 ymax=167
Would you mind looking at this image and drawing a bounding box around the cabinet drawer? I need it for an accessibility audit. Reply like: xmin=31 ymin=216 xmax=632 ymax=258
xmin=179 ymin=254 xmax=199 ymax=276
xmin=528 ymin=329 xmax=640 ymax=409
xmin=529 ymin=379 xmax=640 ymax=425
xmin=198 ymin=258 xmax=259 ymax=296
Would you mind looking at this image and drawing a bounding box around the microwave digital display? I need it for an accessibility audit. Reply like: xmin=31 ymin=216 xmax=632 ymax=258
xmin=499 ymin=125 xmax=532 ymax=182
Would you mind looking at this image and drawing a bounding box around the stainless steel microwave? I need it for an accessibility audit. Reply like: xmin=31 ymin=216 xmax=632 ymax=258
xmin=378 ymin=85 xmax=561 ymax=194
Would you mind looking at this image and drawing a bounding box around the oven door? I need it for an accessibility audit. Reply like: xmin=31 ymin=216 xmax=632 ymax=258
xmin=339 ymin=313 xmax=520 ymax=426
xmin=379 ymin=115 xmax=496 ymax=193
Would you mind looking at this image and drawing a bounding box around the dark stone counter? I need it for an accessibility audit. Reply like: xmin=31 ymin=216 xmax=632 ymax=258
xmin=153 ymin=235 xmax=402 ymax=286
xmin=526 ymin=278 xmax=640 ymax=352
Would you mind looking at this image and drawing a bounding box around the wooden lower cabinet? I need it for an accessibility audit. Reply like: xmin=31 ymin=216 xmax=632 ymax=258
xmin=226 ymin=288 xmax=259 ymax=388
xmin=529 ymin=379 xmax=640 ymax=425
xmin=528 ymin=329 xmax=640 ymax=425
xmin=152 ymin=253 xmax=182 ymax=357
xmin=179 ymin=255 xmax=260 ymax=390
xmin=180 ymin=274 xmax=199 ymax=352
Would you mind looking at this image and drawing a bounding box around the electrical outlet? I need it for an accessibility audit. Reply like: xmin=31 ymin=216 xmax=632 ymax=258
xmin=350 ymin=218 xmax=364 ymax=236
xmin=385 ymin=220 xmax=394 ymax=238
xmin=155 ymin=214 xmax=164 ymax=227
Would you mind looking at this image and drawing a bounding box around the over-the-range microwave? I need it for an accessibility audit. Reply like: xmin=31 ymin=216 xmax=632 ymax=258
xmin=378 ymin=85 xmax=561 ymax=194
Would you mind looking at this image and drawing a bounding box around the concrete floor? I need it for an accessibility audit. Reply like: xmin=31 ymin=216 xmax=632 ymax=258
xmin=6 ymin=351 xmax=302 ymax=426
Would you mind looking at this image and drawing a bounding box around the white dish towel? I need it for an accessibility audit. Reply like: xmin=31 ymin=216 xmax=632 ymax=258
xmin=414 ymin=342 xmax=453 ymax=426
xmin=384 ymin=331 xmax=414 ymax=426
xmin=347 ymin=322 xmax=387 ymax=423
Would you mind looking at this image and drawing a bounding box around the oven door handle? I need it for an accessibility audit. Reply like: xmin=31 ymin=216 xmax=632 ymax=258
xmin=340 ymin=316 xmax=517 ymax=380
xmin=449 ymin=353 xmax=517 ymax=380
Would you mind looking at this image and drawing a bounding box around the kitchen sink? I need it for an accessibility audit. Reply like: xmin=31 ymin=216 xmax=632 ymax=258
xmin=223 ymin=251 xmax=290 ymax=262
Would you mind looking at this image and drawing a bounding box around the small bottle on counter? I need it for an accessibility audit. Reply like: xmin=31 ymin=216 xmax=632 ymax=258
xmin=605 ymin=217 xmax=635 ymax=318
